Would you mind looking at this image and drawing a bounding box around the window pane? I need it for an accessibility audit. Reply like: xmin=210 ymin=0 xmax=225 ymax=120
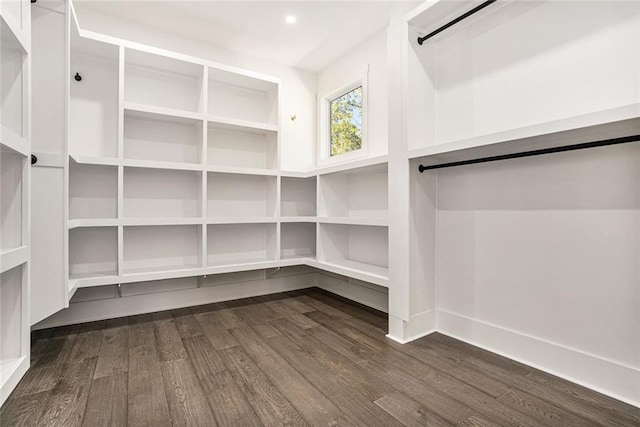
xmin=330 ymin=86 xmax=362 ymax=156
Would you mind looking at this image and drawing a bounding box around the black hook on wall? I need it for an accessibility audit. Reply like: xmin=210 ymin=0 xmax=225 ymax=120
xmin=31 ymin=154 xmax=37 ymax=165
xmin=74 ymin=73 xmax=82 ymax=82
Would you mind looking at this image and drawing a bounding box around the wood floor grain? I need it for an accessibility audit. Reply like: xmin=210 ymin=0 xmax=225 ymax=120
xmin=2 ymin=288 xmax=638 ymax=426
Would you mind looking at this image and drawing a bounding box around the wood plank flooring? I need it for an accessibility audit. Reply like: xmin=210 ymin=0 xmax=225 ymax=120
xmin=2 ymin=289 xmax=638 ymax=426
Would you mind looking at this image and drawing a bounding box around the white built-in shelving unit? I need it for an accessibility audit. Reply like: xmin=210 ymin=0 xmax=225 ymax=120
xmin=64 ymin=9 xmax=389 ymax=310
xmin=314 ymin=161 xmax=389 ymax=286
xmin=0 ymin=0 xmax=31 ymax=406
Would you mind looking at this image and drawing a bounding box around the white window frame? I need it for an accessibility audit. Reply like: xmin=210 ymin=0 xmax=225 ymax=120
xmin=317 ymin=69 xmax=369 ymax=167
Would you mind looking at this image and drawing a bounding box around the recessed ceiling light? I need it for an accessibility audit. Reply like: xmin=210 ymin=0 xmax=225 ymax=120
xmin=285 ymin=15 xmax=297 ymax=24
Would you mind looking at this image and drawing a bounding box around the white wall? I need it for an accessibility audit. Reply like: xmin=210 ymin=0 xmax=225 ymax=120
xmin=74 ymin=6 xmax=317 ymax=172
xmin=434 ymin=142 xmax=640 ymax=404
xmin=317 ymin=28 xmax=389 ymax=160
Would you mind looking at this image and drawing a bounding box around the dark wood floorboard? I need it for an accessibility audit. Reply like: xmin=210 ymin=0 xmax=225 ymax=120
xmin=2 ymin=288 xmax=638 ymax=426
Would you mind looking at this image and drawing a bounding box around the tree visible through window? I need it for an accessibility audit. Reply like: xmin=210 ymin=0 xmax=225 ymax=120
xmin=329 ymin=86 xmax=363 ymax=156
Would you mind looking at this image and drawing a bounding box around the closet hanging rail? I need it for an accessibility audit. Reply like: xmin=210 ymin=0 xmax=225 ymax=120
xmin=417 ymin=0 xmax=497 ymax=45
xmin=417 ymin=134 xmax=640 ymax=172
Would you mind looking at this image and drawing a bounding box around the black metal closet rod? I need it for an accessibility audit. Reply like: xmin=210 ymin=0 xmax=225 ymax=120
xmin=417 ymin=0 xmax=497 ymax=45
xmin=418 ymin=134 xmax=640 ymax=172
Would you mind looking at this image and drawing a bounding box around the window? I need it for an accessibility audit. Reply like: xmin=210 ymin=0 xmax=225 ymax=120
xmin=318 ymin=72 xmax=368 ymax=166
xmin=330 ymin=86 xmax=363 ymax=156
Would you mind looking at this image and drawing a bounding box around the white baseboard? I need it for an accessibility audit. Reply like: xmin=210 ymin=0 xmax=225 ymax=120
xmin=387 ymin=309 xmax=436 ymax=343
xmin=33 ymin=273 xmax=316 ymax=330
xmin=315 ymin=272 xmax=388 ymax=313
xmin=437 ymin=309 xmax=640 ymax=408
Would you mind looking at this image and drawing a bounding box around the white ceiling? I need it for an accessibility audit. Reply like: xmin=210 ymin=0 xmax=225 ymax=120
xmin=74 ymin=1 xmax=420 ymax=72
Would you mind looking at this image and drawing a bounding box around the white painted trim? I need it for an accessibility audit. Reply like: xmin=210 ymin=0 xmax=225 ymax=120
xmin=437 ymin=309 xmax=640 ymax=408
xmin=386 ymin=309 xmax=437 ymax=343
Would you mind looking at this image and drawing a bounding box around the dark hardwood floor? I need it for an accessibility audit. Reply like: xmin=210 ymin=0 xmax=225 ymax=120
xmin=2 ymin=288 xmax=638 ymax=426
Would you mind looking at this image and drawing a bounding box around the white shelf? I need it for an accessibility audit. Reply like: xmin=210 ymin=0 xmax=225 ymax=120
xmin=407 ymin=105 xmax=640 ymax=165
xmin=69 ymin=34 xmax=119 ymax=158
xmin=280 ymin=170 xmax=315 ymax=179
xmin=317 ymin=217 xmax=388 ymax=227
xmin=316 ymin=155 xmax=388 ymax=176
xmin=69 ymin=162 xmax=117 ymax=220
xmin=123 ymin=102 xmax=205 ymax=122
xmin=207 ymin=223 xmax=276 ymax=267
xmin=125 ymin=49 xmax=204 ymax=114
xmin=207 ymin=172 xmax=276 ymax=218
xmin=317 ymin=223 xmax=389 ymax=288
xmin=69 ymin=154 xmax=120 ymax=167
xmin=206 ymin=165 xmax=278 ymax=176
xmin=69 ymin=227 xmax=118 ymax=280
xmin=124 ymin=167 xmax=202 ymax=218
xmin=206 ymin=217 xmax=277 ymax=225
xmin=68 ymin=218 xmax=120 ymax=229
xmin=281 ymin=176 xmax=316 ymax=217
xmin=281 ymin=222 xmax=316 ymax=260
xmin=208 ymin=115 xmax=278 ymax=133
xmin=280 ymin=216 xmax=316 ymax=223
xmin=207 ymin=120 xmax=277 ymax=170
xmin=205 ymin=260 xmax=282 ymax=275
xmin=123 ymin=225 xmax=202 ymax=275
xmin=208 ymin=66 xmax=278 ymax=127
xmin=69 ymin=270 xmax=119 ymax=282
xmin=0 ymin=125 xmax=29 ymax=157
xmin=0 ymin=246 xmax=27 ymax=274
xmin=318 ymin=162 xmax=388 ymax=219
xmin=68 ymin=218 xmax=204 ymax=228
xmin=122 ymin=158 xmax=203 ymax=172
xmin=124 ymin=107 xmax=203 ymax=165
xmin=307 ymin=259 xmax=389 ymax=288
xmin=124 ymin=263 xmax=201 ymax=276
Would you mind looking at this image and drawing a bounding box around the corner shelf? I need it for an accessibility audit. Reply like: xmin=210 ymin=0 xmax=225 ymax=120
xmin=318 ymin=162 xmax=388 ymax=223
xmin=317 ymin=223 xmax=389 ymax=288
xmin=281 ymin=222 xmax=316 ymax=260
xmin=281 ymin=176 xmax=316 ymax=217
